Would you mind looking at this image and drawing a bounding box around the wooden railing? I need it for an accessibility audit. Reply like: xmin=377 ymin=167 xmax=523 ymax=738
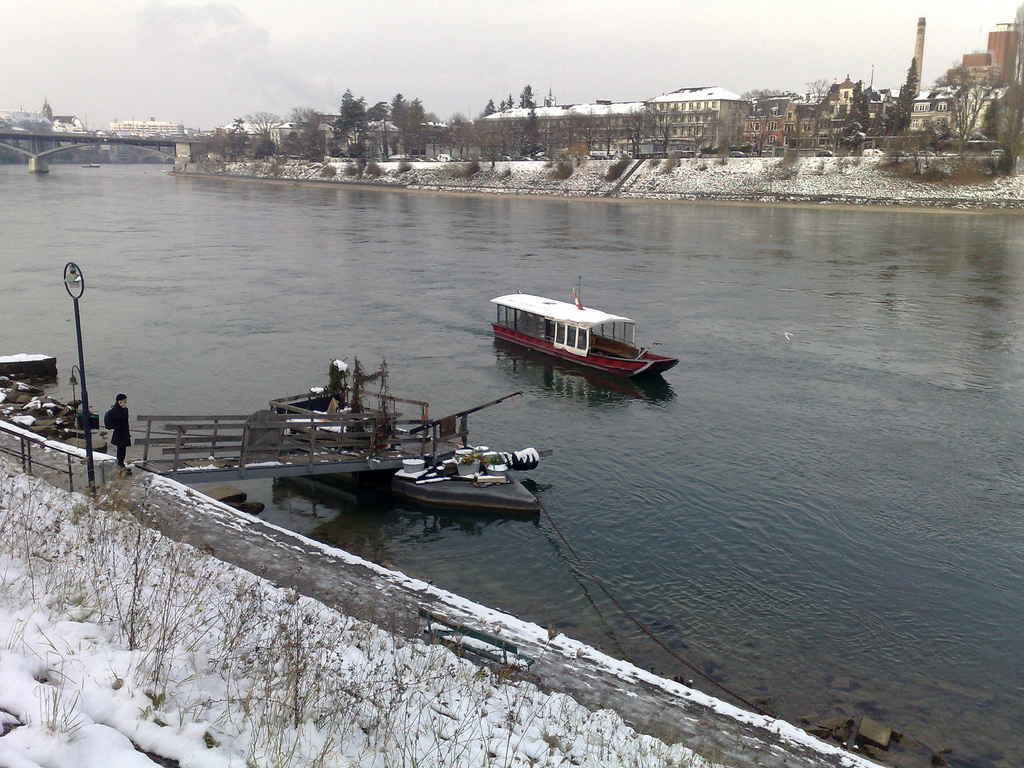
xmin=135 ymin=407 xmax=431 ymax=473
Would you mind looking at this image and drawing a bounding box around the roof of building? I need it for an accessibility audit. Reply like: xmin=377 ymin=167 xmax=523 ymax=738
xmin=648 ymin=86 xmax=744 ymax=104
xmin=484 ymin=101 xmax=646 ymax=120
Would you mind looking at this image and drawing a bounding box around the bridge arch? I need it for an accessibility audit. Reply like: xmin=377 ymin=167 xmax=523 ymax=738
xmin=36 ymin=142 xmax=176 ymax=163
xmin=0 ymin=140 xmax=33 ymax=159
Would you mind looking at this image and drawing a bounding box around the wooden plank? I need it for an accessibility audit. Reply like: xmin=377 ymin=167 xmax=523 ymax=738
xmin=148 ymin=422 xmax=253 ymax=431
xmin=137 ymin=414 xmax=251 ymax=422
xmin=136 ymin=436 xmax=246 ymax=446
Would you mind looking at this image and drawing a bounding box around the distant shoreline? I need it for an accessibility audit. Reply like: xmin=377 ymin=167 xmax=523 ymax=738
xmin=172 ymin=158 xmax=1024 ymax=216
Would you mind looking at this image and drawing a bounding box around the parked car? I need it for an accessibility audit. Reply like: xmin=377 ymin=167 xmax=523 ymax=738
xmin=815 ymin=150 xmax=834 ymax=157
xmin=436 ymin=154 xmax=452 ymax=162
xmin=729 ymin=151 xmax=747 ymax=158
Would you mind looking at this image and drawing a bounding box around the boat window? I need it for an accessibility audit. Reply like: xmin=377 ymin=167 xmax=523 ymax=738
xmin=566 ymin=325 xmax=577 ymax=347
xmin=593 ymin=321 xmax=636 ymax=346
xmin=555 ymin=323 xmax=565 ymax=344
xmin=518 ymin=310 xmax=544 ymax=339
xmin=577 ymin=328 xmax=588 ymax=349
xmin=496 ymin=305 xmax=514 ymax=328
xmin=545 ymin=319 xmax=555 ymax=340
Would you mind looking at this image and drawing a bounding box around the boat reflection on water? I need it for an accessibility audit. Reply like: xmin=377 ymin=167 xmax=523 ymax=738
xmin=270 ymin=475 xmax=540 ymax=569
xmin=493 ymin=338 xmax=675 ymax=406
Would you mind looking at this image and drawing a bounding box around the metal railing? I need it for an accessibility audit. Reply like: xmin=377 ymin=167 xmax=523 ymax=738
xmin=0 ymin=420 xmax=111 ymax=492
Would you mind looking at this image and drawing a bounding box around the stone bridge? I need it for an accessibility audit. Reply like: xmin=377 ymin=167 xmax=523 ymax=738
xmin=0 ymin=129 xmax=206 ymax=173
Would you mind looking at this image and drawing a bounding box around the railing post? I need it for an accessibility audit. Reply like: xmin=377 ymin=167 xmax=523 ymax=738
xmin=143 ymin=418 xmax=152 ymax=461
xmin=239 ymin=424 xmax=249 ymax=469
xmin=173 ymin=425 xmax=183 ymax=471
xmin=211 ymin=417 xmax=220 ymax=457
xmin=67 ymin=454 xmax=74 ymax=493
xmin=308 ymin=418 xmax=316 ymax=465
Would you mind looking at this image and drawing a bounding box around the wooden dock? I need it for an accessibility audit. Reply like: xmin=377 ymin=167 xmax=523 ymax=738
xmin=134 ymin=390 xmax=520 ymax=483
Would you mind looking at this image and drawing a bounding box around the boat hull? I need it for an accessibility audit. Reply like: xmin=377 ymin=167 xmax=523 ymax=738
xmin=390 ymin=472 xmax=540 ymax=514
xmin=491 ymin=325 xmax=677 ymax=377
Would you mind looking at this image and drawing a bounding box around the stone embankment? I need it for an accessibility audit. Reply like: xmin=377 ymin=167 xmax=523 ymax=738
xmin=187 ymin=155 xmax=1024 ymax=211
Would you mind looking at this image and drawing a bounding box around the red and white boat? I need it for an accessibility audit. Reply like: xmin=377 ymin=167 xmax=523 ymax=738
xmin=490 ymin=293 xmax=678 ymax=378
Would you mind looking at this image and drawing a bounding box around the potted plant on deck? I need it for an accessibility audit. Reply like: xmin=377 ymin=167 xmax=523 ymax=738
xmin=481 ymin=452 xmax=508 ymax=480
xmin=455 ymin=450 xmax=481 ymax=477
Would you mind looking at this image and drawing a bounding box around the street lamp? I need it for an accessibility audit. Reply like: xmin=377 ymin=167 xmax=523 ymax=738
xmin=63 ymin=262 xmax=96 ymax=494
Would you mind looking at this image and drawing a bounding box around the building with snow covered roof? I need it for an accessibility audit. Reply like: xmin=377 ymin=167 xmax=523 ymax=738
xmin=482 ymin=87 xmax=748 ymax=157
xmin=778 ymin=79 xmax=895 ymax=154
xmin=480 ymin=99 xmax=649 ymax=157
xmin=51 ymin=115 xmax=88 ymax=133
xmin=645 ymin=86 xmax=747 ymax=154
xmin=0 ymin=110 xmax=53 ymax=132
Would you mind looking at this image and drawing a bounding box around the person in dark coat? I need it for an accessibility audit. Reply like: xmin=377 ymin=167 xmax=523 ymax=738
xmin=108 ymin=393 xmax=132 ymax=474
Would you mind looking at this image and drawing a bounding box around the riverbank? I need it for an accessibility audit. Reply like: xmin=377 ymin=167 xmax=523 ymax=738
xmin=0 ymin=458 xmax=890 ymax=768
xmin=0 ymin=373 xmax=890 ymax=768
xmin=179 ymin=156 xmax=1024 ymax=211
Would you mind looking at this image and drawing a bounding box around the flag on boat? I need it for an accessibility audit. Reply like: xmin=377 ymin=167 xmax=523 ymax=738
xmin=573 ymin=288 xmax=583 ymax=310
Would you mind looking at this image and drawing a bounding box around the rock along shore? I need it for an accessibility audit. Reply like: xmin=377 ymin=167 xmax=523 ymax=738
xmin=176 ymin=156 xmax=1024 ymax=212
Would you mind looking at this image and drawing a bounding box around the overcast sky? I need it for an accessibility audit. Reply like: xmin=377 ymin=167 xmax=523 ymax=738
xmin=3 ymin=0 xmax=1018 ymax=129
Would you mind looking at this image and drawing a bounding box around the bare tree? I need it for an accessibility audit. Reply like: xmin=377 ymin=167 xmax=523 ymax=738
xmin=474 ymin=117 xmax=516 ymax=165
xmin=620 ymin=106 xmax=653 ymax=157
xmin=937 ymin=65 xmax=997 ymax=155
xmin=996 ymin=4 xmax=1024 ymax=169
xmin=245 ymin=111 xmax=280 ymax=137
xmin=446 ymin=113 xmax=472 ymax=159
xmin=244 ymin=111 xmax=280 ymax=158
xmin=742 ymin=88 xmax=791 ymax=100
xmin=651 ymin=106 xmax=676 ymax=156
xmin=286 ymin=108 xmax=326 ymax=160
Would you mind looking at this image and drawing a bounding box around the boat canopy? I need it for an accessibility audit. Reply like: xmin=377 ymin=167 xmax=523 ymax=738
xmin=491 ymin=294 xmax=634 ymax=329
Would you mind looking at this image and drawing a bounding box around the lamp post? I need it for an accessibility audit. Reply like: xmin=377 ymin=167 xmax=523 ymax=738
xmin=63 ymin=262 xmax=96 ymax=494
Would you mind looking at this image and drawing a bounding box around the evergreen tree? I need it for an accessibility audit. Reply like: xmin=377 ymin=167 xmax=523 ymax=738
xmin=892 ymin=59 xmax=919 ymax=134
xmin=519 ymin=85 xmax=536 ymax=109
xmin=483 ymin=99 xmax=497 ymax=116
xmin=407 ymin=98 xmax=427 ymax=155
xmin=337 ymin=90 xmax=367 ymax=144
xmin=390 ymin=94 xmax=408 ymax=154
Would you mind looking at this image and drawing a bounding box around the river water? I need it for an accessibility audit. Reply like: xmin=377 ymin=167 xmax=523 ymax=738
xmin=2 ymin=165 xmax=1023 ymax=767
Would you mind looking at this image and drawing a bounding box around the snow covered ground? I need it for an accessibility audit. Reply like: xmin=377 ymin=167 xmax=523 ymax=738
xmin=0 ymin=463 xmax=735 ymax=768
xmin=214 ymin=156 xmax=1024 ymax=210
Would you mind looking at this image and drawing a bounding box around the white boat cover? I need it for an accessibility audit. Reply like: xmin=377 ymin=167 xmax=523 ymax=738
xmin=491 ymin=294 xmax=634 ymax=328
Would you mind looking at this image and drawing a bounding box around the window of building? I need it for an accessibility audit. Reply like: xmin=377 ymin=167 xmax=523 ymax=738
xmin=937 ymin=103 xmax=948 ymax=111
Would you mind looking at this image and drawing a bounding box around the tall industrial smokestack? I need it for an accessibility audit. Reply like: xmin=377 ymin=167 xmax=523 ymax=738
xmin=913 ymin=17 xmax=926 ymax=92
